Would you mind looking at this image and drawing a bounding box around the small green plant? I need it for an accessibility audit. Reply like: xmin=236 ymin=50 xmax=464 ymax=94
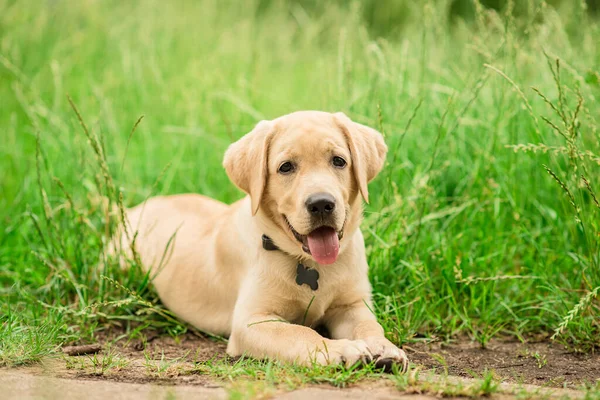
xmin=90 ymin=347 xmax=129 ymax=375
xmin=473 ymin=370 xmax=500 ymax=397
xmin=429 ymin=352 xmax=449 ymax=375
xmin=143 ymin=350 xmax=189 ymax=377
xmin=470 ymin=322 xmax=507 ymax=349
xmin=518 ymin=349 xmax=549 ymax=369
xmin=532 ymin=351 xmax=547 ymax=369
xmin=63 ymin=345 xmax=129 ymax=375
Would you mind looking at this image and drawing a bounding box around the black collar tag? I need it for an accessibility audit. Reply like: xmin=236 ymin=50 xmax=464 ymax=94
xmin=296 ymin=263 xmax=319 ymax=291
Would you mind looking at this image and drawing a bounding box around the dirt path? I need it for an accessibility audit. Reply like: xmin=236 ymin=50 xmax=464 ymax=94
xmin=1 ymin=368 xmax=590 ymax=400
xmin=2 ymin=333 xmax=598 ymax=399
xmin=0 ymin=369 xmax=225 ymax=400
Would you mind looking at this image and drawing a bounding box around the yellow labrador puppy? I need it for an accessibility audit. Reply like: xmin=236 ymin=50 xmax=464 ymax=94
xmin=116 ymin=111 xmax=407 ymax=369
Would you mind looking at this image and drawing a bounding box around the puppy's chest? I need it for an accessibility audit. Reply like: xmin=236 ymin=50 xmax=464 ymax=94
xmin=284 ymin=267 xmax=346 ymax=327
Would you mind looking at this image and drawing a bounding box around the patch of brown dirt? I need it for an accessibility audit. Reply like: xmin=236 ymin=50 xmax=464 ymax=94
xmin=408 ymin=339 xmax=600 ymax=388
xmin=51 ymin=331 xmax=228 ymax=386
xmin=37 ymin=332 xmax=600 ymax=389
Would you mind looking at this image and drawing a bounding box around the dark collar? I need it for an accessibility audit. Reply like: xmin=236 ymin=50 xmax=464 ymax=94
xmin=262 ymin=234 xmax=279 ymax=251
xmin=261 ymin=234 xmax=319 ymax=291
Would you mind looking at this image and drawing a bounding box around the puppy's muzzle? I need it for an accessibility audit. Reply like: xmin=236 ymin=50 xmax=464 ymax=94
xmin=284 ymin=192 xmax=343 ymax=265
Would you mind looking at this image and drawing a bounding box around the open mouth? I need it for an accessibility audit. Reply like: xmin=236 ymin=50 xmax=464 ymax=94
xmin=284 ymin=216 xmax=343 ymax=265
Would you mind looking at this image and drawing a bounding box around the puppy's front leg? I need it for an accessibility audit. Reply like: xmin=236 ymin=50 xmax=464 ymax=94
xmin=325 ymin=300 xmax=408 ymax=371
xmin=227 ymin=313 xmax=373 ymax=367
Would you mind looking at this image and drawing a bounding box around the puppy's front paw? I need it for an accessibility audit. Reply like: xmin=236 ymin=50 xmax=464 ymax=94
xmin=314 ymin=339 xmax=373 ymax=368
xmin=364 ymin=337 xmax=408 ymax=372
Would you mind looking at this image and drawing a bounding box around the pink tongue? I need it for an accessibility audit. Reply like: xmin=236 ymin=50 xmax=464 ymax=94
xmin=307 ymin=227 xmax=339 ymax=265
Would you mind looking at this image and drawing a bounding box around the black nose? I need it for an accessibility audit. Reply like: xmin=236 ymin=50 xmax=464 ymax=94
xmin=305 ymin=193 xmax=336 ymax=217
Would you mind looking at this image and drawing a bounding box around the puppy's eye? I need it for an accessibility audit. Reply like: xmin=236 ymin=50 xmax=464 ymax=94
xmin=332 ymin=156 xmax=347 ymax=168
xmin=278 ymin=161 xmax=295 ymax=174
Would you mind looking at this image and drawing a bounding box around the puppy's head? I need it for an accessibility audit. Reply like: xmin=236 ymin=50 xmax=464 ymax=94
xmin=223 ymin=111 xmax=387 ymax=265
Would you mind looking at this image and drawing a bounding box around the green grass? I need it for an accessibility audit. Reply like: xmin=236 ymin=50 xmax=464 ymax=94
xmin=63 ymin=344 xmax=130 ymax=375
xmin=198 ymin=356 xmax=394 ymax=390
xmin=583 ymin=380 xmax=600 ymax=400
xmin=1 ymin=0 xmax=599 ymax=376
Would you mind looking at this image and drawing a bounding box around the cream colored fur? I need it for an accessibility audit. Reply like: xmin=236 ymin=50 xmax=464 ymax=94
xmin=114 ymin=111 xmax=408 ymax=368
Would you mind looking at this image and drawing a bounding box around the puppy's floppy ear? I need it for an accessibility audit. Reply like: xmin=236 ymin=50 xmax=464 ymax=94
xmin=223 ymin=120 xmax=274 ymax=215
xmin=334 ymin=112 xmax=388 ymax=203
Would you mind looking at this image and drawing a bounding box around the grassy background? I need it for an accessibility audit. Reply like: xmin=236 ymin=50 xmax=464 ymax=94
xmin=1 ymin=0 xmax=600 ymax=366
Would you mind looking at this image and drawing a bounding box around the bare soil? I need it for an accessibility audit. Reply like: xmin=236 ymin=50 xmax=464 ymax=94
xmin=44 ymin=331 xmax=599 ymax=389
xmin=53 ymin=331 xmax=229 ymax=386
xmin=408 ymin=339 xmax=600 ymax=387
